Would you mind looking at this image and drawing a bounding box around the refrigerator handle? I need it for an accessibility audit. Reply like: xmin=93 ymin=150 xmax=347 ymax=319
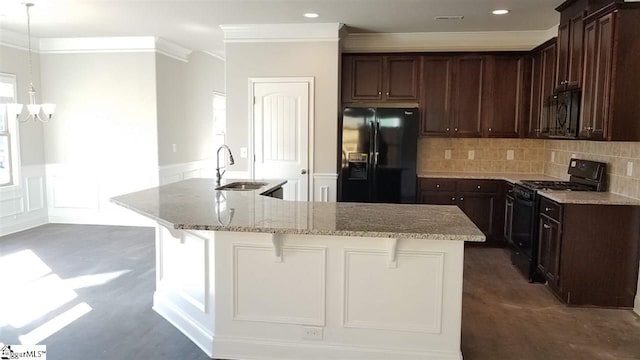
xmin=374 ymin=121 xmax=380 ymax=166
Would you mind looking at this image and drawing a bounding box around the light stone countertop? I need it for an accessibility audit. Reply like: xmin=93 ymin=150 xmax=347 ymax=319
xmin=419 ymin=172 xmax=640 ymax=205
xmin=111 ymin=178 xmax=485 ymax=242
xmin=537 ymin=190 xmax=640 ymax=206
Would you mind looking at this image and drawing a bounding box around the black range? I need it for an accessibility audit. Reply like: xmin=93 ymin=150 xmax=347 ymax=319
xmin=507 ymin=159 xmax=607 ymax=282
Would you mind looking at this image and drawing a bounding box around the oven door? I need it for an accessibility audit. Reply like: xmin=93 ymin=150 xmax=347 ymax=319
xmin=511 ymin=192 xmax=537 ymax=257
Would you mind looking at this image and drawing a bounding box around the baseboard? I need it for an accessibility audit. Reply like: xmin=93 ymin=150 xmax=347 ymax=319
xmin=213 ymin=335 xmax=463 ymax=360
xmin=635 ymin=295 xmax=640 ymax=316
xmin=0 ymin=213 xmax=48 ymax=237
xmin=153 ymin=292 xmax=215 ymax=357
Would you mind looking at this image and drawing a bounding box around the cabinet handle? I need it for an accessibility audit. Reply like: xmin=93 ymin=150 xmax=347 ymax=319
xmin=543 ymin=224 xmax=551 ymax=229
xmin=545 ymin=207 xmax=552 ymax=212
xmin=460 ymin=197 xmax=464 ymax=201
xmin=454 ymin=128 xmax=459 ymax=132
xmin=446 ymin=127 xmax=450 ymax=132
xmin=378 ymin=91 xmax=382 ymax=95
xmin=436 ymin=184 xmax=440 ymax=188
xmin=477 ymin=185 xmax=481 ymax=189
xmin=451 ymin=197 xmax=456 ymax=201
xmin=386 ymin=92 xmax=390 ymax=96
xmin=488 ymin=128 xmax=492 ymax=132
xmin=534 ymin=128 xmax=541 ymax=132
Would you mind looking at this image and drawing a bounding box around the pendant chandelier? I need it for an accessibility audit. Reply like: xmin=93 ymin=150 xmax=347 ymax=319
xmin=8 ymin=2 xmax=55 ymax=123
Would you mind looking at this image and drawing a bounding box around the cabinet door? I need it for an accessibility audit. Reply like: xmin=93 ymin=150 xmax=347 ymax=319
xmin=351 ymin=56 xmax=384 ymax=100
xmin=538 ymin=215 xmax=562 ymax=287
xmin=385 ymin=56 xmax=420 ymax=101
xmin=453 ymin=57 xmax=484 ymax=137
xmin=580 ymin=20 xmax=598 ymax=138
xmin=568 ymin=14 xmax=584 ymax=88
xmin=419 ymin=191 xmax=457 ymax=205
xmin=556 ymin=22 xmax=570 ymax=88
xmin=457 ymin=193 xmax=495 ymax=239
xmin=591 ymin=13 xmax=615 ymax=140
xmin=540 ymin=42 xmax=557 ymax=134
xmin=485 ymin=56 xmax=526 ymax=137
xmin=421 ymin=57 xmax=453 ymax=136
xmin=529 ymin=52 xmax=544 ymax=137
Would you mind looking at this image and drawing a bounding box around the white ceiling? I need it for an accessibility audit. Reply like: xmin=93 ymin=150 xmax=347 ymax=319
xmin=0 ymin=0 xmax=562 ymax=56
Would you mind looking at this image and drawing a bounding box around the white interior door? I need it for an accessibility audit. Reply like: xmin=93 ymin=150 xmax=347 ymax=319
xmin=253 ymin=81 xmax=310 ymax=201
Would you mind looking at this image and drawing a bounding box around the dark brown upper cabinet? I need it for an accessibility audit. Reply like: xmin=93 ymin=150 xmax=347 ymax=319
xmin=529 ymin=39 xmax=557 ymax=137
xmin=342 ymin=55 xmax=419 ymax=103
xmin=420 ymin=56 xmax=483 ymax=137
xmin=484 ymin=55 xmax=531 ymax=138
xmin=580 ymin=3 xmax=640 ymax=141
xmin=556 ymin=0 xmax=586 ymax=90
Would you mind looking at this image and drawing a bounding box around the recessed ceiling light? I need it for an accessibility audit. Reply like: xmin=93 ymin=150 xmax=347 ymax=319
xmin=492 ymin=9 xmax=510 ymax=15
xmin=304 ymin=13 xmax=319 ymax=18
xmin=434 ymin=15 xmax=464 ymax=20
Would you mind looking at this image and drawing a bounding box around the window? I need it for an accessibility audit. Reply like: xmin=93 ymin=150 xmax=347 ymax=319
xmin=213 ymin=92 xmax=226 ymax=150
xmin=0 ymin=73 xmax=19 ymax=187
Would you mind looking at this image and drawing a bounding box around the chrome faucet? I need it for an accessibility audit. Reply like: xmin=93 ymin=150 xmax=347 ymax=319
xmin=216 ymin=145 xmax=235 ymax=185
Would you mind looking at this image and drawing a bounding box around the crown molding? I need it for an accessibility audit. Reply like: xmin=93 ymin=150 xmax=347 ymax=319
xmin=36 ymin=36 xmax=192 ymax=62
xmin=0 ymin=28 xmax=40 ymax=52
xmin=202 ymin=51 xmax=226 ymax=61
xmin=221 ymin=23 xmax=344 ymax=43
xmin=342 ymin=26 xmax=560 ymax=53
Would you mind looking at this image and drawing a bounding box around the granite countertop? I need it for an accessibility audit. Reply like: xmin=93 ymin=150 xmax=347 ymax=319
xmin=419 ymin=171 xmax=640 ymax=205
xmin=418 ymin=172 xmax=561 ymax=184
xmin=111 ymin=178 xmax=485 ymax=242
xmin=537 ymin=190 xmax=640 ymax=206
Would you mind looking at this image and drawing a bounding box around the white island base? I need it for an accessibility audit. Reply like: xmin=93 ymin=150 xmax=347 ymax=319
xmin=153 ymin=224 xmax=465 ymax=360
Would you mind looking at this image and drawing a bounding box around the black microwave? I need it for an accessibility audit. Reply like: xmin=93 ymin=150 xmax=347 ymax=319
xmin=544 ymin=89 xmax=581 ymax=138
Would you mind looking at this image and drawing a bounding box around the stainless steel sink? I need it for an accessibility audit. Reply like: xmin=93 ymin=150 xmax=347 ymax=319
xmin=215 ymin=181 xmax=268 ymax=191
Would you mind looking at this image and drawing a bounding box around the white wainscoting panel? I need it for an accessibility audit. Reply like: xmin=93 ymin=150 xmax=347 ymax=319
xmin=52 ymin=174 xmax=100 ymax=209
xmin=313 ymin=173 xmax=337 ymax=202
xmin=0 ymin=165 xmax=48 ymax=236
xmin=158 ymin=159 xmax=215 ymax=185
xmin=343 ymin=249 xmax=444 ymax=333
xmin=233 ymin=244 xmax=326 ymax=326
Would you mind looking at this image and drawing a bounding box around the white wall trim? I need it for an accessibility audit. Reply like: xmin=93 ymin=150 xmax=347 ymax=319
xmin=221 ymin=23 xmax=344 ymax=43
xmin=248 ymin=77 xmax=315 ymax=200
xmin=0 ymin=29 xmax=40 ymax=52
xmin=38 ymin=36 xmax=192 ymax=62
xmin=158 ymin=159 xmax=216 ymax=185
xmin=313 ymin=173 xmax=338 ymax=202
xmin=202 ymin=51 xmax=226 ymax=62
xmin=0 ymin=164 xmax=48 ymax=237
xmin=342 ymin=26 xmax=559 ymax=53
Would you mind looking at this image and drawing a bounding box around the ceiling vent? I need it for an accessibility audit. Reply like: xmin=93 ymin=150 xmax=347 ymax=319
xmin=434 ymin=15 xmax=465 ymax=20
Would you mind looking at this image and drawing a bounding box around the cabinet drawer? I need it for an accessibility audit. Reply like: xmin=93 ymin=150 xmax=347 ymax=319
xmin=419 ymin=178 xmax=457 ymax=192
xmin=457 ymin=180 xmax=499 ymax=193
xmin=419 ymin=191 xmax=457 ymax=205
xmin=540 ymin=197 xmax=562 ymax=221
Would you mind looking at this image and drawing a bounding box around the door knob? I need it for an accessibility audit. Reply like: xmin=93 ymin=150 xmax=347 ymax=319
xmin=301 ymin=169 xmax=308 ymax=175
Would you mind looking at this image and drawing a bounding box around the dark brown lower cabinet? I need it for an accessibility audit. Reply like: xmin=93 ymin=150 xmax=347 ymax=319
xmin=419 ymin=178 xmax=504 ymax=245
xmin=537 ymin=197 xmax=640 ymax=308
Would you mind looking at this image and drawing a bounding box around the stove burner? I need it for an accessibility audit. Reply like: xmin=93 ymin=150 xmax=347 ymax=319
xmin=520 ymin=180 xmax=593 ymax=191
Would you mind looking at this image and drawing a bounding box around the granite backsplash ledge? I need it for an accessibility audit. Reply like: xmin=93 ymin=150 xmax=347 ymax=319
xmin=544 ymin=140 xmax=640 ymax=200
xmin=418 ymin=138 xmax=546 ymax=174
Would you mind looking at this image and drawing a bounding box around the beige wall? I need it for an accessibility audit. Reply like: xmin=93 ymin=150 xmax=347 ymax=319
xmin=418 ymin=138 xmax=546 ymax=174
xmin=0 ymin=45 xmax=45 ymax=166
xmin=40 ymin=52 xmax=158 ymax=168
xmin=544 ymin=140 xmax=640 ymax=199
xmin=156 ymin=51 xmax=225 ymax=166
xmin=225 ymin=41 xmax=340 ymax=174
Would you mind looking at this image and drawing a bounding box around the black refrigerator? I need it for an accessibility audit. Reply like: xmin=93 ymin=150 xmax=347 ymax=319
xmin=338 ymin=107 xmax=418 ymax=204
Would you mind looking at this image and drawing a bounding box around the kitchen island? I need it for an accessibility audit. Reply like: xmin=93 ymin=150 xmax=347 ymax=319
xmin=111 ymin=179 xmax=484 ymax=360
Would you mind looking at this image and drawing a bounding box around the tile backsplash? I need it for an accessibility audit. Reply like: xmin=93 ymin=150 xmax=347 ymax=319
xmin=544 ymin=140 xmax=640 ymax=200
xmin=417 ymin=138 xmax=640 ymax=199
xmin=418 ymin=138 xmax=546 ymax=174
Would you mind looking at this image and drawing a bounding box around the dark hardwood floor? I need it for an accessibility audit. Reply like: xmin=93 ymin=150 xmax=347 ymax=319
xmin=1 ymin=225 xmax=640 ymax=359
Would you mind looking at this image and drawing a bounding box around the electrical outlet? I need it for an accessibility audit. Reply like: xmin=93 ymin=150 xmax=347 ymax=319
xmin=172 ymin=144 xmax=177 ymax=153
xmin=571 ymin=153 xmax=577 ymax=159
xmin=302 ymin=326 xmax=323 ymax=340
xmin=468 ymin=150 xmax=475 ymax=160
xmin=627 ymin=161 xmax=634 ymax=177
xmin=506 ymin=150 xmax=514 ymax=161
xmin=444 ymin=149 xmax=452 ymax=160
xmin=240 ymin=147 xmax=248 ymax=159
xmin=551 ymin=151 xmax=556 ymax=163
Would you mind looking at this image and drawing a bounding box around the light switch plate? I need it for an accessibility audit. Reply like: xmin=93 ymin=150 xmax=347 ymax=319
xmin=627 ymin=161 xmax=634 ymax=177
xmin=240 ymin=147 xmax=248 ymax=158
xmin=172 ymin=144 xmax=177 ymax=153
xmin=506 ymin=150 xmax=514 ymax=161
xmin=468 ymin=150 xmax=475 ymax=160
xmin=551 ymin=151 xmax=556 ymax=163
xmin=445 ymin=150 xmax=452 ymax=160
xmin=302 ymin=326 xmax=323 ymax=340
